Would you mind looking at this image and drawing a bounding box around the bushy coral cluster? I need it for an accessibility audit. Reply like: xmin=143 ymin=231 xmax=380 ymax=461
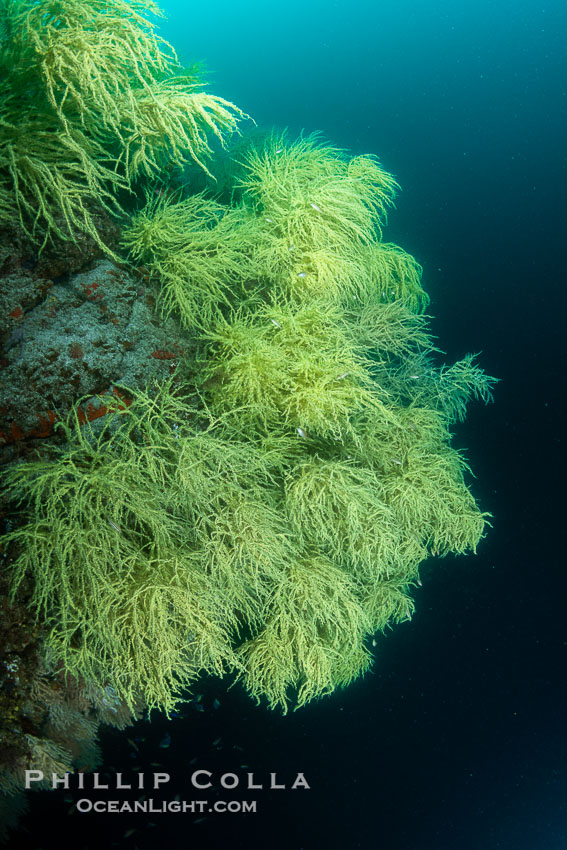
xmin=5 ymin=130 xmax=496 ymax=717
xmin=0 ymin=0 xmax=245 ymax=251
xmin=0 ymin=564 xmax=139 ymax=815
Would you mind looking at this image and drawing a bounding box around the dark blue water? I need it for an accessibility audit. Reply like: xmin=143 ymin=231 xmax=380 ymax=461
xmin=10 ymin=1 xmax=567 ymax=848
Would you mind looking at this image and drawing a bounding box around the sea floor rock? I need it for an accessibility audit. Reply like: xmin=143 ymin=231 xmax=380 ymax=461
xmin=0 ymin=257 xmax=191 ymax=459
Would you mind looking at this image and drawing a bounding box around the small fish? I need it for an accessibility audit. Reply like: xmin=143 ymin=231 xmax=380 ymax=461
xmin=335 ymin=372 xmax=350 ymax=381
xmin=391 ymin=458 xmax=402 ymax=466
xmin=240 ymin=764 xmax=249 ymax=769
xmin=194 ymin=817 xmax=207 ymax=824
xmin=212 ymin=697 xmax=221 ymax=710
xmin=296 ymin=427 xmax=307 ymax=439
xmin=372 ymin=639 xmax=377 ymax=647
xmin=212 ymin=737 xmax=222 ymax=746
xmin=124 ymin=829 xmax=137 ymax=839
xmin=265 ymin=217 xmax=273 ymax=222
xmin=127 ymin=738 xmax=139 ymax=752
xmin=309 ymin=202 xmax=322 ymax=212
xmin=271 ymin=319 xmax=281 ymax=328
xmin=107 ymin=519 xmax=121 ymax=533
xmin=409 ymin=375 xmax=420 ymax=380
xmin=297 ymin=272 xmax=307 ymax=278
xmin=159 ymin=732 xmax=171 ymax=749
xmin=275 ymin=148 xmax=283 ymax=154
xmin=194 ymin=702 xmax=205 ymax=713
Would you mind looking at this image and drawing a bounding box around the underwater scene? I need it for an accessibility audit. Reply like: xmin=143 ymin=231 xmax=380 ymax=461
xmin=0 ymin=0 xmax=565 ymax=848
